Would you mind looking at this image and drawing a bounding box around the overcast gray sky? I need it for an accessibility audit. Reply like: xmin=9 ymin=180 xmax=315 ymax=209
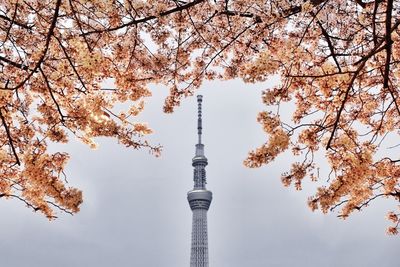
xmin=1 ymin=79 xmax=400 ymax=267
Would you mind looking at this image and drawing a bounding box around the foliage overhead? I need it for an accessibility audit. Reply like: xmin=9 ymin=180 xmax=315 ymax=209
xmin=1 ymin=0 xmax=400 ymax=233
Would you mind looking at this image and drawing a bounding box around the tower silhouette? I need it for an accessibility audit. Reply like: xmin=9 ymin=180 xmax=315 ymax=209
xmin=188 ymin=95 xmax=212 ymax=267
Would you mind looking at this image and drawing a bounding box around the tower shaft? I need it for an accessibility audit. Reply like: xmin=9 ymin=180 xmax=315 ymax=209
xmin=188 ymin=95 xmax=212 ymax=267
xmin=190 ymin=209 xmax=209 ymax=267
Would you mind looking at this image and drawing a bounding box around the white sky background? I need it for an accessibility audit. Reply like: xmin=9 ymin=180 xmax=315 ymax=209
xmin=1 ymin=79 xmax=400 ymax=266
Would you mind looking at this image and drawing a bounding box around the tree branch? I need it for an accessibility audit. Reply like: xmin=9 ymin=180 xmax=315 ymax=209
xmin=82 ymin=0 xmax=206 ymax=36
xmin=383 ymin=0 xmax=393 ymax=89
xmin=317 ymin=20 xmax=341 ymax=72
xmin=0 ymin=14 xmax=33 ymax=30
xmin=4 ymin=0 xmax=62 ymax=91
xmin=39 ymin=67 xmax=66 ymax=123
xmin=54 ymin=35 xmax=87 ymax=94
xmin=0 ymin=109 xmax=20 ymax=165
xmin=326 ymin=60 xmax=366 ymax=150
xmin=326 ymin=19 xmax=400 ymax=150
xmin=0 ymin=55 xmax=30 ymax=71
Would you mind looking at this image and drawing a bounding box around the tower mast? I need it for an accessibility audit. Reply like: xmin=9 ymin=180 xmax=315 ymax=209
xmin=188 ymin=95 xmax=212 ymax=267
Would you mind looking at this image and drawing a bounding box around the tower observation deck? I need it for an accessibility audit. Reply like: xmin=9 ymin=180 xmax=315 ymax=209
xmin=188 ymin=95 xmax=212 ymax=267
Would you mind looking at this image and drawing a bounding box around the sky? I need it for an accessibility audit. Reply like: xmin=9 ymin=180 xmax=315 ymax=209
xmin=1 ymin=79 xmax=400 ymax=267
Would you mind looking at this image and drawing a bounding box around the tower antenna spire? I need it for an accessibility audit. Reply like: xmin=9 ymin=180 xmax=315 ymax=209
xmin=197 ymin=95 xmax=203 ymax=144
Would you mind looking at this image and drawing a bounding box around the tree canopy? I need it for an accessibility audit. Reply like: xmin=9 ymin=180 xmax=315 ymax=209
xmin=1 ymin=0 xmax=400 ymax=233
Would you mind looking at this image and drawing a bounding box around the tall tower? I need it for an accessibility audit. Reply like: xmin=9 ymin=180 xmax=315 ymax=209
xmin=188 ymin=95 xmax=212 ymax=267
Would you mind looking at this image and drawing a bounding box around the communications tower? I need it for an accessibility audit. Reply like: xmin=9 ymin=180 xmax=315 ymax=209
xmin=188 ymin=95 xmax=212 ymax=267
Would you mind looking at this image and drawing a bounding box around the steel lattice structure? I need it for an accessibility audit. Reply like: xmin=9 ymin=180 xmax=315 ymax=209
xmin=188 ymin=95 xmax=212 ymax=267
